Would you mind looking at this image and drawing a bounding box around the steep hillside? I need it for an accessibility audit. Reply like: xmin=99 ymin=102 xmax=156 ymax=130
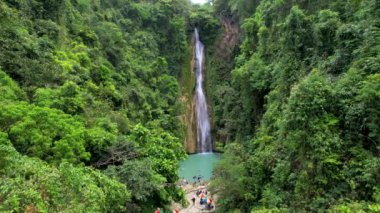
xmin=1 ymin=0 xmax=379 ymax=212
xmin=0 ymin=0 xmax=190 ymax=211
xmin=207 ymin=0 xmax=380 ymax=212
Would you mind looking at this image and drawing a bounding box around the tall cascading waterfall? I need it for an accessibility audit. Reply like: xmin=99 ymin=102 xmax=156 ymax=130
xmin=194 ymin=28 xmax=212 ymax=153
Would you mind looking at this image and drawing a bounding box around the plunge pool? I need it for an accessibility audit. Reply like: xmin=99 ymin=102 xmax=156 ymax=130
xmin=179 ymin=153 xmax=221 ymax=183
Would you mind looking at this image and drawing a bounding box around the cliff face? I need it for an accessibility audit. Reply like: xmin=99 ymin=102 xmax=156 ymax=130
xmin=206 ymin=17 xmax=240 ymax=145
xmin=185 ymin=95 xmax=197 ymax=153
xmin=180 ymin=42 xmax=197 ymax=154
xmin=181 ymin=18 xmax=239 ymax=152
xmin=217 ymin=17 xmax=240 ymax=62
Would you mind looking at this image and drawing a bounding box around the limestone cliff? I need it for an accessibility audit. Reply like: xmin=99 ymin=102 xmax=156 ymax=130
xmin=180 ymin=41 xmax=197 ymax=153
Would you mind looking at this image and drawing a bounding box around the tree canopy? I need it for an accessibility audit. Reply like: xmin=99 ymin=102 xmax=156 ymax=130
xmin=207 ymin=0 xmax=380 ymax=212
xmin=0 ymin=0 xmax=190 ymax=211
xmin=0 ymin=0 xmax=379 ymax=212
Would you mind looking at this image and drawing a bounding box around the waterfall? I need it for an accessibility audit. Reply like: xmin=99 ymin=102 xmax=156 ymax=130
xmin=194 ymin=28 xmax=212 ymax=153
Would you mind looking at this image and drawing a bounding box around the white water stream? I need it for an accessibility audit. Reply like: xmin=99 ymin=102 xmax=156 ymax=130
xmin=194 ymin=28 xmax=212 ymax=153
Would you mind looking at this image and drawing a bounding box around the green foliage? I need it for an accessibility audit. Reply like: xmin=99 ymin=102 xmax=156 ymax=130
xmin=355 ymin=74 xmax=380 ymax=145
xmin=314 ymin=10 xmax=341 ymax=57
xmin=0 ymin=141 xmax=130 ymax=212
xmin=0 ymin=69 xmax=26 ymax=101
xmin=0 ymin=1 xmax=64 ymax=87
xmin=211 ymin=143 xmax=251 ymax=212
xmin=3 ymin=0 xmax=378 ymax=211
xmin=210 ymin=0 xmax=380 ymax=211
xmin=189 ymin=4 xmax=221 ymax=47
xmin=128 ymin=124 xmax=186 ymax=183
xmin=282 ymin=6 xmax=315 ymax=60
xmin=231 ymin=53 xmax=271 ymax=137
xmin=0 ymin=102 xmax=89 ymax=164
xmin=213 ymin=0 xmax=259 ymax=21
xmin=34 ymin=81 xmax=85 ymax=114
xmin=105 ymin=160 xmax=166 ymax=212
xmin=0 ymin=0 xmax=190 ymax=211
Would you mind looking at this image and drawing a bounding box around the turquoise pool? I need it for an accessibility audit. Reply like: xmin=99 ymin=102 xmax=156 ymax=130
xmin=179 ymin=153 xmax=221 ymax=182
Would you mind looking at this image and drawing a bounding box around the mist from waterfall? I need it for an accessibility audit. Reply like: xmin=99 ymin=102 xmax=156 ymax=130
xmin=194 ymin=28 xmax=212 ymax=153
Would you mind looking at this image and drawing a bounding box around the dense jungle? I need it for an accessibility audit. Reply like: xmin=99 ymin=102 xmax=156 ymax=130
xmin=0 ymin=0 xmax=379 ymax=212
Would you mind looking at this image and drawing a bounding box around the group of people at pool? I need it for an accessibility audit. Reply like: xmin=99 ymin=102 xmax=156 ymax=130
xmin=191 ymin=189 xmax=214 ymax=211
xmin=154 ymin=175 xmax=215 ymax=212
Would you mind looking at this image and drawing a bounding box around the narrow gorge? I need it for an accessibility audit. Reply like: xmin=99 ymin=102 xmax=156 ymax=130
xmin=0 ymin=0 xmax=379 ymax=212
